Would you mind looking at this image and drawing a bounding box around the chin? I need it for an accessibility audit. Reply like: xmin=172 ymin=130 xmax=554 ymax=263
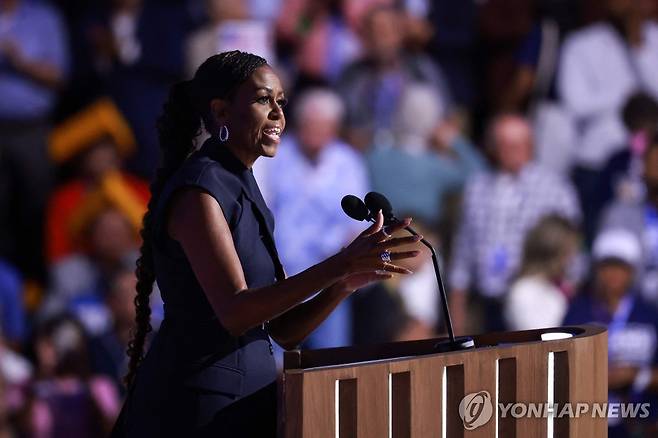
xmin=261 ymin=144 xmax=278 ymax=158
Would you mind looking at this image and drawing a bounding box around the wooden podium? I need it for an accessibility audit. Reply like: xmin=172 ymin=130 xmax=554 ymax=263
xmin=282 ymin=325 xmax=607 ymax=438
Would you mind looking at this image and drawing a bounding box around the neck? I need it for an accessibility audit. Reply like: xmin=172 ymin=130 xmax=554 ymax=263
xmin=225 ymin=143 xmax=256 ymax=169
xmin=611 ymin=16 xmax=644 ymax=47
xmin=116 ymin=323 xmax=132 ymax=344
xmin=603 ymin=292 xmax=624 ymax=314
xmin=649 ymin=194 xmax=658 ymax=209
xmin=116 ymin=2 xmax=141 ymax=14
xmin=398 ymin=134 xmax=429 ymax=154
xmin=299 ymin=143 xmax=322 ymax=165
xmin=374 ymin=54 xmax=400 ymax=71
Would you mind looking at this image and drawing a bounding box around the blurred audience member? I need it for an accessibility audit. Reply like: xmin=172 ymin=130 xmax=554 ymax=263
xmin=23 ymin=316 xmax=119 ymax=437
xmin=186 ymin=0 xmax=275 ymax=79
xmin=0 ymin=0 xmax=69 ymax=284
xmin=564 ymin=228 xmax=658 ymax=438
xmin=276 ymin=0 xmax=361 ymax=87
xmin=427 ymin=0 xmax=477 ymax=108
xmin=43 ymin=207 xmax=139 ymax=335
xmin=89 ymin=269 xmax=136 ymax=395
xmin=602 ymin=92 xmax=658 ymax=206
xmin=0 ymin=329 xmax=32 ymax=435
xmin=0 ymin=371 xmax=10 ymax=438
xmin=367 ymin=84 xmax=484 ymax=226
xmin=477 ymin=0 xmax=534 ymax=117
xmin=503 ymin=0 xmax=581 ymax=177
xmin=558 ymin=0 xmax=658 ymax=242
xmin=82 ymin=0 xmax=190 ymax=177
xmin=353 ymin=220 xmax=436 ymax=344
xmin=0 ymin=260 xmax=25 ymax=348
xmin=505 ymin=215 xmax=580 ymax=331
xmin=254 ymin=87 xmax=368 ymax=348
xmin=501 ymin=0 xmax=579 ymax=113
xmin=351 ymin=281 xmax=410 ymax=345
xmin=602 ymin=135 xmax=658 ymax=303
xmin=46 ymin=98 xmax=149 ymax=264
xmin=449 ymin=114 xmax=580 ymax=333
xmin=338 ymin=4 xmax=452 ymax=150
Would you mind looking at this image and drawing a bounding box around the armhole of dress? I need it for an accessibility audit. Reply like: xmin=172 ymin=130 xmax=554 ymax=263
xmin=160 ymin=184 xmax=226 ymax=243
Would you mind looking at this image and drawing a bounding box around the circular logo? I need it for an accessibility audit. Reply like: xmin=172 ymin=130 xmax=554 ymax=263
xmin=459 ymin=391 xmax=493 ymax=430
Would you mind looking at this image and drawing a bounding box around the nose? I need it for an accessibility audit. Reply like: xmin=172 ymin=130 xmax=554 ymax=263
xmin=269 ymin=102 xmax=284 ymax=120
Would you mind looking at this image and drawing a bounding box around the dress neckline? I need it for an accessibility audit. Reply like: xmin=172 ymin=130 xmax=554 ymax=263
xmin=201 ymin=138 xmax=251 ymax=175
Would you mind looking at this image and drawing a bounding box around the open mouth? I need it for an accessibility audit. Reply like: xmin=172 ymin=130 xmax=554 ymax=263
xmin=263 ymin=126 xmax=282 ymax=143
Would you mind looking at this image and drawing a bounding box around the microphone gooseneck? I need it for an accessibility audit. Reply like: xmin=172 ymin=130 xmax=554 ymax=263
xmin=352 ymin=192 xmax=474 ymax=352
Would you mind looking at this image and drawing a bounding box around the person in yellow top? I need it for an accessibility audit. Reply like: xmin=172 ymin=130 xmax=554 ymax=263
xmin=46 ymin=98 xmax=150 ymax=264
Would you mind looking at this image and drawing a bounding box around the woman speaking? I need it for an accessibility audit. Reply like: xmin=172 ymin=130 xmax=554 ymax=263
xmin=111 ymin=51 xmax=420 ymax=437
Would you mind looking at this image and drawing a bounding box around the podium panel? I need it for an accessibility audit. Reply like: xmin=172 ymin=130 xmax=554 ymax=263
xmin=283 ymin=325 xmax=607 ymax=438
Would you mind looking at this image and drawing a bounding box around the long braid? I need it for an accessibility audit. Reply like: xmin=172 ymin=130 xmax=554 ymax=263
xmin=123 ymin=51 xmax=267 ymax=389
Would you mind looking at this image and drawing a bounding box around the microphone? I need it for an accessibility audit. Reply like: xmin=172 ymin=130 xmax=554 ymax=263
xmin=347 ymin=192 xmax=474 ymax=352
xmin=341 ymin=195 xmax=371 ymax=222
xmin=364 ymin=192 xmax=395 ymax=225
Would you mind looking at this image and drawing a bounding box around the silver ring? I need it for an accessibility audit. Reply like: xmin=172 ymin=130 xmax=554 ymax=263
xmin=382 ymin=227 xmax=392 ymax=238
xmin=380 ymin=250 xmax=391 ymax=263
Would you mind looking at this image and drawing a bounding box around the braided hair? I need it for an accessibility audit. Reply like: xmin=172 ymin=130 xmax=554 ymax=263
xmin=124 ymin=51 xmax=268 ymax=388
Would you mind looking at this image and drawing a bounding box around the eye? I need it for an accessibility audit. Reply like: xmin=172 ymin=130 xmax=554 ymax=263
xmin=256 ymin=95 xmax=270 ymax=104
xmin=277 ymin=98 xmax=288 ymax=108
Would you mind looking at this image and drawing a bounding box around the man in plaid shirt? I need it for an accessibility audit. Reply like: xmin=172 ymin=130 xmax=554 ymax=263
xmin=449 ymin=114 xmax=580 ymax=332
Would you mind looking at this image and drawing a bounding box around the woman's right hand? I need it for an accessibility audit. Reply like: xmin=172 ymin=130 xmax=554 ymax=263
xmin=337 ymin=210 xmax=422 ymax=276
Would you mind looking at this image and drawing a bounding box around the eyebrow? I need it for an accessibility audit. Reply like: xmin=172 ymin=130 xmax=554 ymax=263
xmin=255 ymin=86 xmax=284 ymax=96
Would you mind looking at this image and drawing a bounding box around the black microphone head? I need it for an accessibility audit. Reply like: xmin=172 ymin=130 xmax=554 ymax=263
xmin=341 ymin=195 xmax=370 ymax=222
xmin=364 ymin=192 xmax=395 ymax=223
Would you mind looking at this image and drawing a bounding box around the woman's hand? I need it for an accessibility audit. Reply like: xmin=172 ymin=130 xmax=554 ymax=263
xmin=333 ymin=271 xmax=393 ymax=296
xmin=337 ymin=210 xmax=422 ymax=277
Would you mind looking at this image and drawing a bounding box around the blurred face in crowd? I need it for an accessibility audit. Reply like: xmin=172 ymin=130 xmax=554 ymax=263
xmin=365 ymin=8 xmax=403 ymax=66
xmin=645 ymin=144 xmax=658 ymax=203
xmin=298 ymin=112 xmax=339 ymax=160
xmin=88 ymin=209 xmax=136 ymax=263
xmin=35 ymin=335 xmax=57 ymax=377
xmin=546 ymin=232 xmax=579 ymax=281
xmin=296 ymin=92 xmax=343 ymax=160
xmin=595 ymin=260 xmax=634 ymax=302
xmin=107 ymin=271 xmax=137 ymax=328
xmin=490 ymin=115 xmax=533 ymax=174
xmin=80 ymin=139 xmax=121 ymax=181
xmin=213 ymin=65 xmax=286 ymax=163
xmin=35 ymin=320 xmax=88 ymax=378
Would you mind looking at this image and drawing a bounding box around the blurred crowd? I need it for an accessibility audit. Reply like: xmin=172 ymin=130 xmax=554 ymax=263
xmin=1 ymin=0 xmax=658 ymax=436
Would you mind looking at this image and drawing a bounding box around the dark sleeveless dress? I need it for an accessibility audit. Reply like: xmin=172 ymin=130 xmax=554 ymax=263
xmin=112 ymin=138 xmax=285 ymax=437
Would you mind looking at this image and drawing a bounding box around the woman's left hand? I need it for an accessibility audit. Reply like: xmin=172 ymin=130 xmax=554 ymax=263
xmin=333 ymin=271 xmax=393 ymax=296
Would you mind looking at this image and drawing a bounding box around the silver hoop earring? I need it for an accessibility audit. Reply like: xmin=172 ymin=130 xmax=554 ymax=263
xmin=219 ymin=125 xmax=229 ymax=142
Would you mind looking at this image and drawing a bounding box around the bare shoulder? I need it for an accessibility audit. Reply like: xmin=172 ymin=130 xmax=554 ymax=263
xmin=167 ymin=186 xmax=229 ymax=243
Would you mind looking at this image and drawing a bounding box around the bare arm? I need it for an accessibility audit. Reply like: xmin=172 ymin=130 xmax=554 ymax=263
xmin=168 ymin=188 xmax=418 ymax=339
xmin=267 ymin=269 xmax=420 ymax=349
xmin=1 ymin=41 xmax=65 ymax=90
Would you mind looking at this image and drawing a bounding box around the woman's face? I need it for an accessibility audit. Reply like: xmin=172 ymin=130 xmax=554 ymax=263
xmin=219 ymin=66 xmax=287 ymax=164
